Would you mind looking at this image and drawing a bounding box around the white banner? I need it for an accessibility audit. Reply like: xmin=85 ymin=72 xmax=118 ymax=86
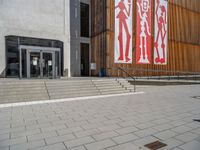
xmin=136 ymin=0 xmax=152 ymax=64
xmin=154 ymin=0 xmax=168 ymax=65
xmin=114 ymin=0 xmax=133 ymax=64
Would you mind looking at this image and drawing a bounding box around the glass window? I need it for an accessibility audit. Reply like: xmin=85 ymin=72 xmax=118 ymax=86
xmin=6 ymin=36 xmax=64 ymax=78
xmin=6 ymin=37 xmax=19 ymax=77
xmin=55 ymin=51 xmax=60 ymax=77
xmin=21 ymin=49 xmax=27 ymax=78
xmin=81 ymin=3 xmax=90 ymax=37
xmin=81 ymin=43 xmax=90 ymax=76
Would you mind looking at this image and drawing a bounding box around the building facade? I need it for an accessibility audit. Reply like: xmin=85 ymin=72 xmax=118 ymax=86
xmin=91 ymin=0 xmax=200 ymax=76
xmin=0 ymin=0 xmax=200 ymax=78
xmin=0 ymin=0 xmax=91 ymax=78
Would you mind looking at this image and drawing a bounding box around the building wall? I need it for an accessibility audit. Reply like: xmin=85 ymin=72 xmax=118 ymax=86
xmin=70 ymin=0 xmax=91 ymax=77
xmin=0 ymin=0 xmax=71 ymax=77
xmin=91 ymin=0 xmax=200 ymax=76
xmin=91 ymin=0 xmax=107 ymax=76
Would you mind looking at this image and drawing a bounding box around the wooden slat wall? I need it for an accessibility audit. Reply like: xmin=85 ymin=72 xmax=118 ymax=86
xmin=91 ymin=0 xmax=200 ymax=76
xmin=91 ymin=0 xmax=107 ymax=75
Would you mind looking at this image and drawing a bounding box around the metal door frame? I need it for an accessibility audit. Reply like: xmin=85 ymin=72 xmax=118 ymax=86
xmin=19 ymin=45 xmax=61 ymax=79
xmin=27 ymin=49 xmax=41 ymax=78
xmin=42 ymin=51 xmax=55 ymax=78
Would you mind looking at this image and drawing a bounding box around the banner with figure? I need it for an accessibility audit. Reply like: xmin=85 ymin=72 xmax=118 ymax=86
xmin=114 ymin=0 xmax=133 ymax=64
xmin=136 ymin=0 xmax=152 ymax=64
xmin=154 ymin=0 xmax=168 ymax=65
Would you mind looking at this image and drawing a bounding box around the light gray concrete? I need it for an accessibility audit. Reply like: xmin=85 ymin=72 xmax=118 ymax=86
xmin=0 ymin=85 xmax=200 ymax=150
xmin=0 ymin=78 xmax=134 ymax=103
xmin=70 ymin=0 xmax=91 ymax=76
xmin=0 ymin=0 xmax=71 ymax=76
xmin=0 ymin=0 xmax=91 ymax=77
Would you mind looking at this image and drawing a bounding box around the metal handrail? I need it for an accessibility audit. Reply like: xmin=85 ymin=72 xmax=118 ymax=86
xmin=106 ymin=67 xmax=200 ymax=81
xmin=118 ymin=67 xmax=136 ymax=92
xmin=106 ymin=67 xmax=136 ymax=92
xmin=116 ymin=67 xmax=200 ymax=75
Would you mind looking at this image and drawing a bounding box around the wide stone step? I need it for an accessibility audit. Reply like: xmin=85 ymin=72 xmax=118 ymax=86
xmin=46 ymin=80 xmax=92 ymax=85
xmin=0 ymin=90 xmax=47 ymax=96
xmin=0 ymin=96 xmax=49 ymax=103
xmin=0 ymin=82 xmax=44 ymax=86
xmin=47 ymin=84 xmax=94 ymax=89
xmin=48 ymin=87 xmax=97 ymax=93
xmin=93 ymin=79 xmax=117 ymax=82
xmin=46 ymin=82 xmax=92 ymax=86
xmin=97 ymin=86 xmax=122 ymax=89
xmin=98 ymin=87 xmax=125 ymax=91
xmin=0 ymin=87 xmax=44 ymax=91
xmin=93 ymin=83 xmax=120 ymax=86
xmin=0 ymin=84 xmax=45 ymax=89
xmin=92 ymin=81 xmax=117 ymax=84
xmin=101 ymin=90 xmax=131 ymax=95
xmin=50 ymin=93 xmax=100 ymax=99
xmin=99 ymin=88 xmax=127 ymax=92
xmin=0 ymin=78 xmax=134 ymax=103
xmin=46 ymin=82 xmax=93 ymax=85
xmin=0 ymin=94 xmax=49 ymax=101
xmin=49 ymin=89 xmax=99 ymax=96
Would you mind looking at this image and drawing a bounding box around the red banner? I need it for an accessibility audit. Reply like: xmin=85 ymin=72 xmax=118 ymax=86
xmin=114 ymin=0 xmax=133 ymax=64
xmin=136 ymin=0 xmax=152 ymax=64
xmin=154 ymin=0 xmax=168 ymax=65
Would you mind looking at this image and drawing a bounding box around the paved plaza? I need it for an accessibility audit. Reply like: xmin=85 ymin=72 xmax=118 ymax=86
xmin=0 ymin=85 xmax=200 ymax=150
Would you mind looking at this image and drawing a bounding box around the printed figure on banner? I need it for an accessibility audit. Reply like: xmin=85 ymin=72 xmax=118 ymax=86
xmin=115 ymin=0 xmax=133 ymax=64
xmin=154 ymin=0 xmax=168 ymax=65
xmin=136 ymin=0 xmax=152 ymax=64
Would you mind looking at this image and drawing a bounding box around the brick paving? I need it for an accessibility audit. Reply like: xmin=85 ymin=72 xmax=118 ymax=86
xmin=0 ymin=85 xmax=200 ymax=150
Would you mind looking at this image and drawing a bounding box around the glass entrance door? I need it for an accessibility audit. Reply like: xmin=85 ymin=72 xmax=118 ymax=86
xmin=27 ymin=50 xmax=55 ymax=79
xmin=19 ymin=46 xmax=61 ymax=79
xmin=30 ymin=52 xmax=41 ymax=78
xmin=42 ymin=52 xmax=54 ymax=78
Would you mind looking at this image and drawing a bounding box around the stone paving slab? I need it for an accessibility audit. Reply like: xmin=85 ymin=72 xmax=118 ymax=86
xmin=0 ymin=85 xmax=200 ymax=150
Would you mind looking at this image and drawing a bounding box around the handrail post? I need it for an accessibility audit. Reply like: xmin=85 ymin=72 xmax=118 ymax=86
xmin=133 ymin=78 xmax=136 ymax=92
xmin=118 ymin=69 xmax=119 ymax=79
xmin=118 ymin=67 xmax=136 ymax=92
xmin=178 ymin=72 xmax=179 ymax=80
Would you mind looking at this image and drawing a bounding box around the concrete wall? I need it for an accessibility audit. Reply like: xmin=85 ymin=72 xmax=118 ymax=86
xmin=0 ymin=0 xmax=71 ymax=77
xmin=70 ymin=0 xmax=81 ymax=76
xmin=70 ymin=0 xmax=91 ymax=76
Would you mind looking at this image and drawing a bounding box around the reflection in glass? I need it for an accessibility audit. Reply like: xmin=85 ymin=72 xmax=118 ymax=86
xmin=21 ymin=49 xmax=27 ymax=77
xmin=81 ymin=3 xmax=90 ymax=37
xmin=43 ymin=53 xmax=53 ymax=78
xmin=55 ymin=51 xmax=60 ymax=77
xmin=30 ymin=52 xmax=40 ymax=78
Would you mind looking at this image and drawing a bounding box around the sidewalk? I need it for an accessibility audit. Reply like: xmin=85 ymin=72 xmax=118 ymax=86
xmin=0 ymin=85 xmax=200 ymax=150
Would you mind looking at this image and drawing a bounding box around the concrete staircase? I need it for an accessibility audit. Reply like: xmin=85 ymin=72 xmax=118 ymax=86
xmin=0 ymin=80 xmax=49 ymax=104
xmin=0 ymin=78 xmax=135 ymax=104
xmin=46 ymin=80 xmax=99 ymax=99
xmin=92 ymin=79 xmax=133 ymax=95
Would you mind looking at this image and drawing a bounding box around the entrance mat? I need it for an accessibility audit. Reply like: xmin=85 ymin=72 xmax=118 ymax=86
xmin=144 ymin=141 xmax=167 ymax=150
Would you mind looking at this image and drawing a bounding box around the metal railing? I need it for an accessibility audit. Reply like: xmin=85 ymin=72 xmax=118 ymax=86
xmin=104 ymin=67 xmax=200 ymax=92
xmin=118 ymin=68 xmax=136 ymax=92
xmin=106 ymin=67 xmax=136 ymax=92
xmin=105 ymin=67 xmax=200 ymax=81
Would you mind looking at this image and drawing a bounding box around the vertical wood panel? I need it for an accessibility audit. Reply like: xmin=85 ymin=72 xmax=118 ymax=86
xmin=91 ymin=0 xmax=200 ymax=76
